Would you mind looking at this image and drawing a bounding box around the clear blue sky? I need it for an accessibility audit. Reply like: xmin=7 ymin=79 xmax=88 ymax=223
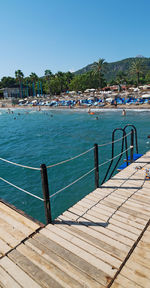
xmin=0 ymin=0 xmax=150 ymax=78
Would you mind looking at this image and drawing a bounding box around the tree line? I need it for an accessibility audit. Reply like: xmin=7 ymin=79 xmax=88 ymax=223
xmin=0 ymin=58 xmax=150 ymax=97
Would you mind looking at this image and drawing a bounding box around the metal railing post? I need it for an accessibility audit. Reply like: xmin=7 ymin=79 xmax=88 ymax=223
xmin=130 ymin=129 xmax=134 ymax=163
xmin=40 ymin=164 xmax=52 ymax=224
xmin=94 ymin=144 xmax=99 ymax=188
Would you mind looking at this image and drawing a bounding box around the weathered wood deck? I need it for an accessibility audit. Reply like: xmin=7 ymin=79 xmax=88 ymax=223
xmin=0 ymin=151 xmax=150 ymax=287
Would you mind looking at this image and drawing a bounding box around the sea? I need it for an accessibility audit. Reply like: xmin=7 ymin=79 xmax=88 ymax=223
xmin=0 ymin=108 xmax=150 ymax=224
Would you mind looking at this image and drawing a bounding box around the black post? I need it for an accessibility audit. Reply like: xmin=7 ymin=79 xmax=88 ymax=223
xmin=94 ymin=143 xmax=99 ymax=188
xmin=40 ymin=164 xmax=52 ymax=224
xmin=130 ymin=129 xmax=134 ymax=163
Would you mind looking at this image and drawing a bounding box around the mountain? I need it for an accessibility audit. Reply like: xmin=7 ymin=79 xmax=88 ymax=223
xmin=74 ymin=57 xmax=150 ymax=82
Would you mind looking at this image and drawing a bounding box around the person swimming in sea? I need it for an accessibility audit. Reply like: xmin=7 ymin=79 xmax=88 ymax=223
xmin=122 ymin=109 xmax=126 ymax=116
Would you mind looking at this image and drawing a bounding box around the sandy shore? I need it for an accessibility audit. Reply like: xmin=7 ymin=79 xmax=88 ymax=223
xmin=2 ymin=105 xmax=150 ymax=110
xmin=1 ymin=100 xmax=150 ymax=111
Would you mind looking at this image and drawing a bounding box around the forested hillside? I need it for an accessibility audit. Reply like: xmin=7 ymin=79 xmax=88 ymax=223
xmin=75 ymin=57 xmax=150 ymax=82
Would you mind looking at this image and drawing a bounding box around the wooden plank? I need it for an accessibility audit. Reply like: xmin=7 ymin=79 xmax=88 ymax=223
xmin=134 ymin=245 xmax=150 ymax=258
xmin=69 ymin=206 xmax=107 ymax=222
xmin=0 ymin=257 xmax=41 ymax=288
xmin=95 ymin=187 xmax=115 ymax=194
xmin=120 ymin=265 xmax=150 ymax=287
xmin=127 ymin=250 xmax=150 ymax=270
xmin=104 ymin=194 xmax=150 ymax=215
xmin=139 ymin=228 xmax=150 ymax=237
xmin=122 ymin=180 xmax=144 ymax=188
xmin=41 ymin=227 xmax=118 ymax=277
xmin=79 ymin=198 xmax=96 ymax=206
xmin=0 ymin=217 xmax=27 ymax=242
xmin=0 ymin=202 xmax=39 ymax=230
xmin=85 ymin=192 xmax=108 ymax=202
xmin=0 ymin=210 xmax=33 ymax=236
xmin=46 ymin=224 xmax=122 ymax=269
xmin=74 ymin=201 xmax=93 ymax=209
xmin=111 ymin=274 xmax=142 ymax=288
xmin=116 ymin=190 xmax=150 ymax=204
xmin=0 ymin=239 xmax=11 ymax=255
xmin=138 ymin=239 xmax=150 ymax=251
xmin=69 ymin=205 xmax=142 ymax=236
xmin=60 ymin=212 xmax=133 ymax=248
xmin=40 ymin=228 xmax=116 ymax=286
xmin=0 ymin=266 xmax=21 ymax=288
xmin=124 ymin=196 xmax=150 ymax=211
xmin=138 ymin=187 xmax=150 ymax=196
xmin=123 ymin=202 xmax=150 ymax=217
xmin=56 ymin=216 xmax=127 ymax=260
xmin=138 ymin=235 xmax=150 ymax=245
xmin=101 ymin=199 xmax=149 ymax=221
xmin=65 ymin=210 xmax=138 ymax=241
xmin=92 ymin=202 xmax=146 ymax=227
xmin=0 ymin=227 xmax=20 ymax=247
xmin=90 ymin=202 xmax=115 ymax=214
xmin=85 ymin=209 xmax=142 ymax=236
xmin=8 ymin=249 xmax=64 ymax=288
xmin=110 ymin=213 xmax=144 ymax=230
xmin=142 ymin=182 xmax=150 ymax=189
xmin=114 ymin=210 xmax=147 ymax=226
xmin=34 ymin=232 xmax=109 ymax=286
xmin=16 ymin=244 xmax=83 ymax=288
xmin=102 ymin=179 xmax=124 ymax=187
xmin=25 ymin=237 xmax=103 ymax=288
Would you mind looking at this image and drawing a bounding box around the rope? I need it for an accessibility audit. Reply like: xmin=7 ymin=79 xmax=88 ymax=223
xmin=0 ymin=132 xmax=131 ymax=171
xmin=0 ymin=157 xmax=41 ymax=171
xmin=0 ymin=177 xmax=44 ymax=201
xmin=98 ymin=131 xmax=131 ymax=147
xmin=98 ymin=146 xmax=131 ymax=168
xmin=50 ymin=146 xmax=131 ymax=198
xmin=47 ymin=147 xmax=94 ymax=169
xmin=50 ymin=167 xmax=95 ymax=198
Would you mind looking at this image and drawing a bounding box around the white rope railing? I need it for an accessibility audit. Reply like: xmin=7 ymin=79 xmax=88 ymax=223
xmin=0 ymin=132 xmax=131 ymax=171
xmin=0 ymin=177 xmax=44 ymax=201
xmin=0 ymin=157 xmax=41 ymax=171
xmin=0 ymin=145 xmax=132 ymax=211
xmin=50 ymin=167 xmax=96 ymax=198
xmin=98 ymin=146 xmax=131 ymax=168
xmin=98 ymin=131 xmax=131 ymax=147
xmin=50 ymin=146 xmax=131 ymax=198
xmin=47 ymin=147 xmax=94 ymax=169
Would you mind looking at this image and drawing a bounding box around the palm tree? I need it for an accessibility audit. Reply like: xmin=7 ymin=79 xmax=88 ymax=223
xmin=44 ymin=70 xmax=52 ymax=96
xmin=44 ymin=70 xmax=52 ymax=80
xmin=29 ymin=73 xmax=38 ymax=97
xmin=55 ymin=71 xmax=65 ymax=93
xmin=93 ymin=58 xmax=105 ymax=89
xmin=116 ymin=71 xmax=127 ymax=84
xmin=130 ymin=58 xmax=144 ymax=86
xmin=115 ymin=71 xmax=127 ymax=91
xmin=15 ymin=70 xmax=24 ymax=98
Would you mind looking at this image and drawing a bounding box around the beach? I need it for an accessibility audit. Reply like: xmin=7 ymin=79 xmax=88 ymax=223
xmin=1 ymin=98 xmax=150 ymax=111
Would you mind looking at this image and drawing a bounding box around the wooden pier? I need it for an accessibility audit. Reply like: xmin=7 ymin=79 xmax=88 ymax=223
xmin=0 ymin=151 xmax=150 ymax=287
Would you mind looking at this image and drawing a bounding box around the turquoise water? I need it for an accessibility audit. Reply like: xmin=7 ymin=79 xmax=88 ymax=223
xmin=0 ymin=108 xmax=150 ymax=224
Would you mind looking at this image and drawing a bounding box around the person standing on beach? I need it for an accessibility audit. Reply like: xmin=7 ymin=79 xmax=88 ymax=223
xmin=114 ymin=100 xmax=117 ymax=107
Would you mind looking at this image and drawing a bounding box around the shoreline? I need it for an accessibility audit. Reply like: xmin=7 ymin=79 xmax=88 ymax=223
xmin=1 ymin=103 xmax=150 ymax=112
